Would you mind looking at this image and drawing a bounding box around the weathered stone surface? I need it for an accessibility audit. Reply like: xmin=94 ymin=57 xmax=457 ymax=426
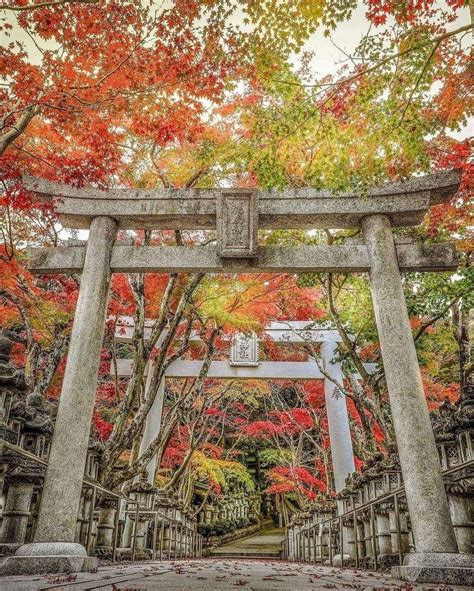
xmin=0 ymin=542 xmax=97 ymax=576
xmin=1 ymin=558 xmax=472 ymax=590
xmin=393 ymin=553 xmax=474 ymax=586
xmin=116 ymin=359 xmax=323 ymax=380
xmin=15 ymin=542 xmax=87 ymax=556
xmin=403 ymin=552 xmax=474 ymax=568
xmin=28 ymin=242 xmax=458 ymax=274
xmin=33 ymin=216 xmax=118 ymax=544
xmin=362 ymin=214 xmax=458 ymax=555
xmin=23 ymin=169 xmax=461 ymax=230
xmin=392 ymin=566 xmax=474 ymax=585
xmin=0 ymin=481 xmax=35 ymax=546
xmin=217 ymin=191 xmax=258 ymax=257
xmin=115 ymin=358 xmax=376 ymax=380
xmin=0 ymin=555 xmax=97 ymax=576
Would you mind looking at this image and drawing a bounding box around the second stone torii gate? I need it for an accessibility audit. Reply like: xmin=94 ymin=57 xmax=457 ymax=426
xmin=4 ymin=170 xmax=472 ymax=583
xmin=112 ymin=318 xmax=377 ymax=492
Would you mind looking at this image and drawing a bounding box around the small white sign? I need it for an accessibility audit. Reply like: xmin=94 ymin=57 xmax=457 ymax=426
xmin=230 ymin=333 xmax=259 ymax=367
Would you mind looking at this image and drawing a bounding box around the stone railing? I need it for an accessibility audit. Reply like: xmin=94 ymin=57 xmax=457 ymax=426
xmin=196 ymin=490 xmax=262 ymax=548
xmin=283 ymin=458 xmax=473 ymax=568
xmin=283 ymin=392 xmax=473 ymax=567
xmin=198 ymin=491 xmax=259 ymax=527
xmin=283 ymin=440 xmax=473 ymax=566
xmin=0 ymin=442 xmax=203 ymax=562
xmin=0 ymin=328 xmax=203 ymax=562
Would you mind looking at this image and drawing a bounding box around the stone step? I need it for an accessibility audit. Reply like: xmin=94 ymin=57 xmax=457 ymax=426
xmin=209 ymin=552 xmax=281 ymax=559
xmin=209 ymin=526 xmax=285 ymax=561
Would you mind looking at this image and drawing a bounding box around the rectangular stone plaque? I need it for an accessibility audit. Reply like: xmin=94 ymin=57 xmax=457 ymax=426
xmin=230 ymin=333 xmax=259 ymax=366
xmin=217 ymin=191 xmax=258 ymax=257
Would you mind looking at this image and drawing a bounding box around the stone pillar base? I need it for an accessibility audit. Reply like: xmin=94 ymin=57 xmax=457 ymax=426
xmin=331 ymin=553 xmax=350 ymax=567
xmin=116 ymin=547 xmax=152 ymax=561
xmin=94 ymin=546 xmax=113 ymax=559
xmin=0 ymin=542 xmax=98 ymax=576
xmin=392 ymin=553 xmax=474 ymax=586
xmin=0 ymin=543 xmax=21 ymax=556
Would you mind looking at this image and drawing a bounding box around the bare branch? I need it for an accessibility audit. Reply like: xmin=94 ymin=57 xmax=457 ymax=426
xmin=1 ymin=0 xmax=99 ymax=13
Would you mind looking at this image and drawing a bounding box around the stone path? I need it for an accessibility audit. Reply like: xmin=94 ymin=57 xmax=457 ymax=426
xmin=210 ymin=525 xmax=286 ymax=558
xmin=0 ymin=559 xmax=472 ymax=591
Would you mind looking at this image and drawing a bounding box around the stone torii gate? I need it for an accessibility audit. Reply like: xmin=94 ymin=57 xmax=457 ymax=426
xmin=3 ymin=170 xmax=472 ymax=582
xmin=112 ymin=318 xmax=377 ymax=492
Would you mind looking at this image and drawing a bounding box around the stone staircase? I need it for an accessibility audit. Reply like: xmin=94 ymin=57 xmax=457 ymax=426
xmin=209 ymin=524 xmax=286 ymax=559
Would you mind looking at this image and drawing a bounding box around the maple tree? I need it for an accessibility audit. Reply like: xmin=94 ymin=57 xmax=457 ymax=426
xmin=1 ymin=0 xmax=472 ymax=523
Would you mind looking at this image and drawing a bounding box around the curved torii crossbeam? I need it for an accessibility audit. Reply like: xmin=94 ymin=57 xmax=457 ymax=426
xmin=4 ymin=170 xmax=467 ymax=580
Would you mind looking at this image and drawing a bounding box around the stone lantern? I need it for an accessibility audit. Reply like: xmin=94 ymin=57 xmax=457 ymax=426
xmin=432 ymin=384 xmax=474 ymax=554
xmin=456 ymin=381 xmax=474 ymax=463
xmin=432 ymin=398 xmax=461 ymax=470
xmin=0 ymin=330 xmax=23 ymax=447
xmin=336 ymin=479 xmax=357 ymax=565
xmin=75 ymin=440 xmax=105 ymax=548
xmin=126 ymin=474 xmax=156 ymax=559
xmin=94 ymin=496 xmax=117 ymax=558
xmin=85 ymin=441 xmax=104 ymax=482
xmin=0 ymin=333 xmax=53 ymax=554
xmin=11 ymin=391 xmax=53 ymax=461
xmin=0 ymin=457 xmax=45 ymax=555
xmin=153 ymin=489 xmax=175 ymax=556
xmin=0 ymin=401 xmax=51 ymax=552
xmin=0 ymin=330 xmax=28 ymax=531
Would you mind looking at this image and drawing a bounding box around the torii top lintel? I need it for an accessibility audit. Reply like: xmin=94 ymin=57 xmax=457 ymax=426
xmin=23 ymin=169 xmax=461 ymax=231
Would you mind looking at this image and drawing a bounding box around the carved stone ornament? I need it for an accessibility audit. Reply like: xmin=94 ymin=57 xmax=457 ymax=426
xmin=443 ymin=465 xmax=474 ymax=496
xmin=217 ymin=191 xmax=258 ymax=258
xmin=0 ymin=330 xmax=27 ymax=394
xmin=230 ymin=333 xmax=259 ymax=367
xmin=10 ymin=390 xmax=54 ymax=436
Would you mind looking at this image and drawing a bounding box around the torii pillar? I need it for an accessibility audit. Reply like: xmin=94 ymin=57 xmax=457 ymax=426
xmin=320 ymin=340 xmax=355 ymax=494
xmin=0 ymin=216 xmax=118 ymax=574
xmin=138 ymin=368 xmax=165 ymax=484
xmin=363 ymin=215 xmax=472 ymax=582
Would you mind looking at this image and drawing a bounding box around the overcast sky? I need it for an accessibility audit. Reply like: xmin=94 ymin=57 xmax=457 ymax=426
xmin=301 ymin=1 xmax=471 ymax=78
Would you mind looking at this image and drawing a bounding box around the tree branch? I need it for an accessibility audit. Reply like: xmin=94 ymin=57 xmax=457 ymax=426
xmin=1 ymin=0 xmax=99 ymax=12
xmin=0 ymin=105 xmax=39 ymax=156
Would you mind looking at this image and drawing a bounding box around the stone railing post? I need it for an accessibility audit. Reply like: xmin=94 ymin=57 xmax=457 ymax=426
xmin=360 ymin=509 xmax=372 ymax=566
xmin=94 ymin=498 xmax=117 ymax=558
xmin=375 ymin=504 xmax=392 ymax=565
xmin=0 ymin=216 xmax=118 ymax=576
xmin=344 ymin=516 xmax=357 ymax=565
xmin=361 ymin=215 xmax=474 ymax=581
xmin=0 ymin=477 xmax=36 ymax=551
xmin=320 ymin=523 xmax=330 ymax=563
xmin=389 ymin=503 xmax=410 ymax=558
xmin=446 ymin=485 xmax=473 ymax=554
xmin=76 ymin=492 xmax=90 ymax=546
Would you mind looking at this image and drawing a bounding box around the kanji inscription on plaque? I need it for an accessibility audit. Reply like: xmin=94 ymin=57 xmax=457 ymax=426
xmin=217 ymin=191 xmax=258 ymax=257
xmin=230 ymin=332 xmax=259 ymax=366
